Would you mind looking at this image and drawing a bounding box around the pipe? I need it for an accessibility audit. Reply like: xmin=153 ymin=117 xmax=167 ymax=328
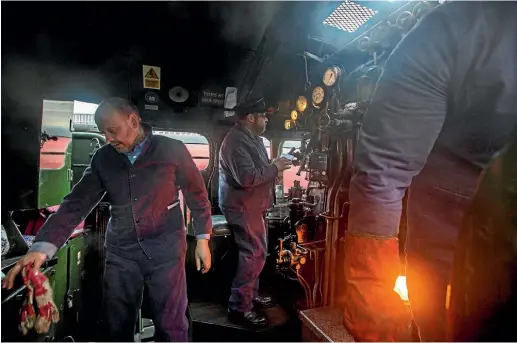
xmin=321 ymin=137 xmax=344 ymax=305
xmin=328 ymin=129 xmax=357 ymax=303
xmin=324 ymin=1 xmax=421 ymax=62
xmin=329 ymin=192 xmax=348 ymax=304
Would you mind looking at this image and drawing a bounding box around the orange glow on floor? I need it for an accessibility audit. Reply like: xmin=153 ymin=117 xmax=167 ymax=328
xmin=394 ymin=275 xmax=409 ymax=302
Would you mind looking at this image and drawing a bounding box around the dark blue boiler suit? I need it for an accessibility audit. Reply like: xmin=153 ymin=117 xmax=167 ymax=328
xmin=30 ymin=124 xmax=212 ymax=341
xmin=347 ymin=2 xmax=517 ymax=341
xmin=219 ymin=125 xmax=276 ymax=312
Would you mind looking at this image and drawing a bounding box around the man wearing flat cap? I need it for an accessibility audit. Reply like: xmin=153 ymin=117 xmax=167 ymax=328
xmin=219 ymin=98 xmax=292 ymax=327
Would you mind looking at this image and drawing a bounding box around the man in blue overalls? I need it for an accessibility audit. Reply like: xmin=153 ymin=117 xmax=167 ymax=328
xmin=219 ymin=98 xmax=292 ymax=327
xmin=343 ymin=2 xmax=517 ymax=342
xmin=3 ymin=97 xmax=213 ymax=342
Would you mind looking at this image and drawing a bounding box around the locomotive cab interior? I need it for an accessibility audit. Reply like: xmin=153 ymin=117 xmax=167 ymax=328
xmin=2 ymin=1 xmax=452 ymax=342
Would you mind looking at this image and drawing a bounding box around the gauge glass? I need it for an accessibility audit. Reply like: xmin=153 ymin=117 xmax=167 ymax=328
xmin=290 ymin=110 xmax=298 ymax=121
xmin=296 ymin=96 xmax=307 ymax=112
xmin=323 ymin=67 xmax=339 ymax=86
xmin=312 ymin=86 xmax=325 ymax=105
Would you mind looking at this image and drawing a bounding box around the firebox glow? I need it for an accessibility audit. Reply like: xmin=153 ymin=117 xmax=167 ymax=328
xmin=394 ymin=275 xmax=409 ymax=302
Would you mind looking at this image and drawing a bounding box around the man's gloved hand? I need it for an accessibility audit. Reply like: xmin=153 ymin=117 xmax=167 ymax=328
xmin=272 ymin=158 xmax=292 ymax=172
xmin=18 ymin=265 xmax=59 ymax=336
xmin=26 ymin=266 xmax=59 ymax=334
xmin=2 ymin=251 xmax=47 ymax=290
xmin=19 ymin=268 xmax=36 ymax=336
xmin=195 ymin=239 xmax=211 ymax=274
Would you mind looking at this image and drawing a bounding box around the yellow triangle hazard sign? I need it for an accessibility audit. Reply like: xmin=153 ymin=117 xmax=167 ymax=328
xmin=145 ymin=68 xmax=159 ymax=80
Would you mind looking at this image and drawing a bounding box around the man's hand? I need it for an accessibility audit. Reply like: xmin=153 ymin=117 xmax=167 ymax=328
xmin=2 ymin=252 xmax=47 ymax=290
xmin=195 ymin=239 xmax=211 ymax=274
xmin=272 ymin=158 xmax=292 ymax=172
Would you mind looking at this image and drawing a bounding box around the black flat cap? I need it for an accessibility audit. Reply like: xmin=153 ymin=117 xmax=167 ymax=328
xmin=235 ymin=97 xmax=268 ymax=118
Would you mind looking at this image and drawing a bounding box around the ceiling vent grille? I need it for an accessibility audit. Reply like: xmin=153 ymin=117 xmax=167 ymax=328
xmin=323 ymin=1 xmax=378 ymax=33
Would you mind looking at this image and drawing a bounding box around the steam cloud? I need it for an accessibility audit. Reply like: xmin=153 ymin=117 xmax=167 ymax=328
xmin=209 ymin=2 xmax=281 ymax=51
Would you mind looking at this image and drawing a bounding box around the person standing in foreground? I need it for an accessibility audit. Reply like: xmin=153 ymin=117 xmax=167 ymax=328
xmin=3 ymin=97 xmax=213 ymax=342
xmin=343 ymin=2 xmax=517 ymax=342
xmin=219 ymin=98 xmax=292 ymax=327
xmin=449 ymin=130 xmax=517 ymax=342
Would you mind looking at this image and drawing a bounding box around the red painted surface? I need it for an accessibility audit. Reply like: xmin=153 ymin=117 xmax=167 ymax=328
xmin=40 ymin=138 xmax=71 ymax=169
xmin=283 ymin=168 xmax=309 ymax=192
xmin=24 ymin=205 xmax=84 ymax=238
xmin=185 ymin=144 xmax=209 ymax=170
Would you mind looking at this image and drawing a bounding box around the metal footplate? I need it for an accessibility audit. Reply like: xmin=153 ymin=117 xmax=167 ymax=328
xmin=299 ymin=306 xmax=355 ymax=342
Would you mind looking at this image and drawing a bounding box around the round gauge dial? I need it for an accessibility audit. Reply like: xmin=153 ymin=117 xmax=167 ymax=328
xmin=290 ymin=110 xmax=298 ymax=121
xmin=284 ymin=120 xmax=292 ymax=130
xmin=295 ymin=96 xmax=307 ymax=112
xmin=322 ymin=66 xmax=341 ymax=87
xmin=312 ymin=86 xmax=325 ymax=105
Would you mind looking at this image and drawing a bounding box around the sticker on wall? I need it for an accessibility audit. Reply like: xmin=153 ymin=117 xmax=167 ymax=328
xmin=145 ymin=104 xmax=159 ymax=111
xmin=145 ymin=91 xmax=159 ymax=104
xmin=143 ymin=65 xmax=161 ymax=90
xmin=224 ymin=87 xmax=238 ymax=109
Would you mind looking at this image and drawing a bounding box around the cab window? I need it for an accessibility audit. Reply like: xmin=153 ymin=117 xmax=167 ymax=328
xmin=279 ymin=140 xmax=309 ymax=191
xmin=153 ymin=131 xmax=210 ymax=171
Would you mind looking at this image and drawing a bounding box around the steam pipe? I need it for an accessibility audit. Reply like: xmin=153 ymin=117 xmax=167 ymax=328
xmin=329 ymin=169 xmax=349 ymax=304
xmin=328 ymin=129 xmax=357 ymax=303
xmin=322 ymin=137 xmax=344 ymax=305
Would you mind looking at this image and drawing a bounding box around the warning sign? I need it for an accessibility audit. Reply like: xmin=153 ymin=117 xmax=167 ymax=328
xmin=143 ymin=65 xmax=161 ymax=90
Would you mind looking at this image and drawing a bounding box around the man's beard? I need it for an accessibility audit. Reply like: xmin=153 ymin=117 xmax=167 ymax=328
xmin=255 ymin=123 xmax=266 ymax=135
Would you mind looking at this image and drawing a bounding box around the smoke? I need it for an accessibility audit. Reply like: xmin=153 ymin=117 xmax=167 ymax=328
xmin=209 ymin=2 xmax=281 ymax=51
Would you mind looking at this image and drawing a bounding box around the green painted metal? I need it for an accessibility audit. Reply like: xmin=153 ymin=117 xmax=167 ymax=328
xmin=51 ymin=242 xmax=70 ymax=314
xmin=38 ymin=140 xmax=73 ymax=208
xmin=67 ymin=235 xmax=85 ymax=294
xmin=71 ymin=132 xmax=106 ymax=186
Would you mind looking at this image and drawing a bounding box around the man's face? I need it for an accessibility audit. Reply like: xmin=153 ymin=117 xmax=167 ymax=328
xmin=99 ymin=111 xmax=141 ymax=153
xmin=251 ymin=112 xmax=268 ymax=135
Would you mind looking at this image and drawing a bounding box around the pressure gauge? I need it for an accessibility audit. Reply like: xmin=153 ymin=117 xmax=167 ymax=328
xmin=284 ymin=120 xmax=292 ymax=130
xmin=312 ymin=86 xmax=325 ymax=105
xmin=295 ymin=96 xmax=307 ymax=112
xmin=290 ymin=110 xmax=298 ymax=121
xmin=322 ymin=66 xmax=342 ymax=87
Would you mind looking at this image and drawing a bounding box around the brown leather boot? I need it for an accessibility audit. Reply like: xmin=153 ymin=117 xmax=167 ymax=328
xmin=343 ymin=232 xmax=412 ymax=342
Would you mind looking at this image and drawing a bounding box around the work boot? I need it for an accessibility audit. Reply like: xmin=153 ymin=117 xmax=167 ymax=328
xmin=253 ymin=295 xmax=275 ymax=309
xmin=228 ymin=308 xmax=268 ymax=328
xmin=343 ymin=232 xmax=412 ymax=342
